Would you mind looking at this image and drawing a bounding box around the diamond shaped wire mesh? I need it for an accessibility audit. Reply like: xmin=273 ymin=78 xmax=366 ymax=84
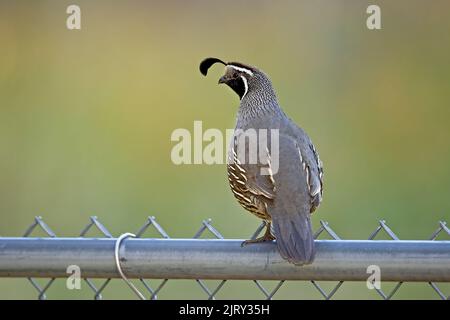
xmin=79 ymin=216 xmax=113 ymax=300
xmin=311 ymin=220 xmax=344 ymax=299
xmin=249 ymin=221 xmax=286 ymax=300
xmin=9 ymin=216 xmax=449 ymax=299
xmin=134 ymin=216 xmax=170 ymax=299
xmin=192 ymin=219 xmax=227 ymax=300
xmin=367 ymin=220 xmax=404 ymax=299
xmin=427 ymin=221 xmax=450 ymax=300
xmin=22 ymin=216 xmax=56 ymax=300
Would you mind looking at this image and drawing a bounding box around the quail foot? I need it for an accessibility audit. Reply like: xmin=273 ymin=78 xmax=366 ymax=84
xmin=200 ymin=58 xmax=323 ymax=265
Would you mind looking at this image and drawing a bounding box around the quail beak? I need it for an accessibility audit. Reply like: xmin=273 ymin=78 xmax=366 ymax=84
xmin=218 ymin=75 xmax=227 ymax=84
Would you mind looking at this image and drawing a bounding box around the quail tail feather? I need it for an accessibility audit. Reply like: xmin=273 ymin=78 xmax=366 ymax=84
xmin=272 ymin=211 xmax=315 ymax=265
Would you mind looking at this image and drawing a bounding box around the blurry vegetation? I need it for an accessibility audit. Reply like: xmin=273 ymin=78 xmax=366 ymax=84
xmin=0 ymin=0 xmax=449 ymax=299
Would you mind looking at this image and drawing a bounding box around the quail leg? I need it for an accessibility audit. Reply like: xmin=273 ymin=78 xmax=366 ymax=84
xmin=241 ymin=222 xmax=275 ymax=247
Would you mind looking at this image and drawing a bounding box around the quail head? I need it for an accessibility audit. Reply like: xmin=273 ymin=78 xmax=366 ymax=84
xmin=200 ymin=57 xmax=323 ymax=265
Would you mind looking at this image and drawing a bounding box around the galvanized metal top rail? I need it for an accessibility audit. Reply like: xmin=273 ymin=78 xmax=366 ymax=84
xmin=0 ymin=216 xmax=448 ymax=300
xmin=0 ymin=238 xmax=449 ymax=281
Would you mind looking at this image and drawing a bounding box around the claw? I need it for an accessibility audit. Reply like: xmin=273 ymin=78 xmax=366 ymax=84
xmin=241 ymin=233 xmax=275 ymax=247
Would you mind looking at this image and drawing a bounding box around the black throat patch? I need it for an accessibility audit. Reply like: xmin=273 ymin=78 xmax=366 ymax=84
xmin=226 ymin=77 xmax=246 ymax=99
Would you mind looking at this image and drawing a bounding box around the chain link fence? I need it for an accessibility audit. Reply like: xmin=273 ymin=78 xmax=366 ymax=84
xmin=0 ymin=216 xmax=449 ymax=300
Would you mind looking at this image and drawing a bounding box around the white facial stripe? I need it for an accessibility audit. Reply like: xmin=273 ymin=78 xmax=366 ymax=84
xmin=228 ymin=65 xmax=254 ymax=76
xmin=240 ymin=75 xmax=248 ymax=99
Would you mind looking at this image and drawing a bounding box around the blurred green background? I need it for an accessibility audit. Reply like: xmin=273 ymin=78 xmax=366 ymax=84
xmin=0 ymin=0 xmax=449 ymax=299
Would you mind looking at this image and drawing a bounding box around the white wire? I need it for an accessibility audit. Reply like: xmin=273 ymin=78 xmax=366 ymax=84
xmin=114 ymin=233 xmax=146 ymax=300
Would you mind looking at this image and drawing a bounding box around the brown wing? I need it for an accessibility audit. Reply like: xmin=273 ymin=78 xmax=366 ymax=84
xmin=227 ymin=140 xmax=275 ymax=220
xmin=304 ymin=142 xmax=324 ymax=213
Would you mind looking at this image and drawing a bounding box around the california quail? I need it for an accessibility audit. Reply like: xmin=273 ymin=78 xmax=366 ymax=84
xmin=200 ymin=58 xmax=323 ymax=265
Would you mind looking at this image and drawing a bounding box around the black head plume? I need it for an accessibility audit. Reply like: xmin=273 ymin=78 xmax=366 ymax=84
xmin=199 ymin=57 xmax=227 ymax=76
